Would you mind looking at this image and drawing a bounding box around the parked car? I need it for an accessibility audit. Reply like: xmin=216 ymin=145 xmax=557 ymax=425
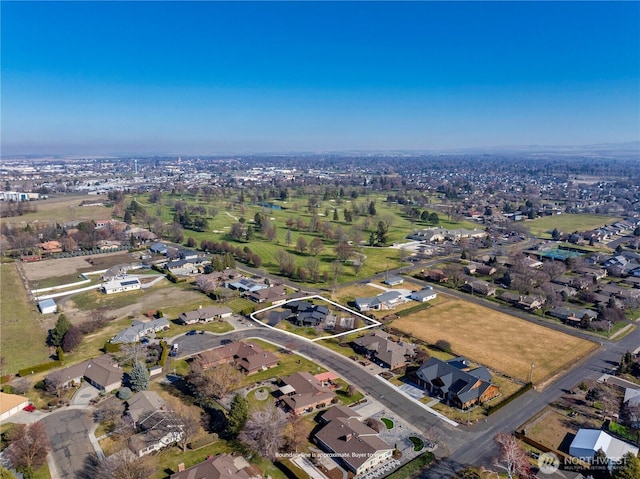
xmin=140 ymin=337 xmax=150 ymax=344
xmin=186 ymin=330 xmax=197 ymax=336
xmin=23 ymin=404 xmax=36 ymax=412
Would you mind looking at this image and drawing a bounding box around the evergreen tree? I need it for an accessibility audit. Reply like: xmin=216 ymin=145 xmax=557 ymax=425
xmin=49 ymin=314 xmax=71 ymax=347
xmin=429 ymin=212 xmax=439 ymax=225
xmin=228 ymin=393 xmax=249 ymax=436
xmin=613 ymin=452 xmax=640 ymax=479
xmin=128 ymin=361 xmax=150 ymax=392
xmin=124 ymin=210 xmax=133 ymax=224
xmin=591 ymin=448 xmax=611 ymax=479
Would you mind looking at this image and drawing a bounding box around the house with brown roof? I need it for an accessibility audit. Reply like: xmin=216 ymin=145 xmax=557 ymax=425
xmin=246 ymin=285 xmax=287 ymax=304
xmin=420 ymin=269 xmax=448 ymax=282
xmin=196 ymin=341 xmax=279 ymax=374
xmin=278 ymin=371 xmax=336 ymax=415
xmin=39 ymin=240 xmax=63 ymax=254
xmin=45 ymin=354 xmax=123 ymax=392
xmin=170 ymin=454 xmax=261 ymax=479
xmin=352 ymin=331 xmax=415 ymax=370
xmin=179 ymin=305 xmax=233 ymax=325
xmin=462 ymin=280 xmax=496 ymax=296
xmin=314 ymin=407 xmax=394 ymax=475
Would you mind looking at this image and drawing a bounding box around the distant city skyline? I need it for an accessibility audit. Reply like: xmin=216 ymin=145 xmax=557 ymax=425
xmin=2 ymin=1 xmax=639 ymax=156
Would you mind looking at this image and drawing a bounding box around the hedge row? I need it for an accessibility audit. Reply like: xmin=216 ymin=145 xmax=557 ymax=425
xmin=166 ymin=272 xmax=187 ymax=284
xmin=187 ymin=433 xmax=219 ymax=450
xmin=18 ymin=361 xmax=62 ymax=377
xmin=395 ymin=303 xmax=432 ymax=317
xmin=159 ymin=341 xmax=169 ymax=367
xmin=485 ymin=382 xmax=533 ymax=415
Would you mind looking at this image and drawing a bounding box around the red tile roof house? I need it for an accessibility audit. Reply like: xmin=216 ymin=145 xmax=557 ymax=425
xmin=314 ymin=406 xmax=394 ymax=476
xmin=278 ymin=371 xmax=336 ymax=415
xmin=195 ymin=341 xmax=279 ymax=374
xmin=170 ymin=454 xmax=261 ymax=479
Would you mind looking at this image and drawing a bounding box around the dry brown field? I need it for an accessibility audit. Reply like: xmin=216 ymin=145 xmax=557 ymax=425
xmin=3 ymin=194 xmax=112 ymax=227
xmin=22 ymin=251 xmax=136 ymax=281
xmin=390 ymin=293 xmax=598 ymax=384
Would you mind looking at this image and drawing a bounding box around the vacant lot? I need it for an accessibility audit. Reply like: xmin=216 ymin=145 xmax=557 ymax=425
xmin=527 ymin=214 xmax=621 ymax=238
xmin=0 ymin=264 xmax=51 ymax=374
xmin=2 ymin=194 xmax=112 ymax=227
xmin=391 ymin=294 xmax=598 ymax=384
xmin=22 ymin=251 xmax=136 ymax=282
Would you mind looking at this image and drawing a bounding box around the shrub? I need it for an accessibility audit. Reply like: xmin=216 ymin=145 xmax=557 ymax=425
xmin=158 ymin=341 xmax=168 ymax=367
xmin=117 ymin=387 xmax=133 ymax=400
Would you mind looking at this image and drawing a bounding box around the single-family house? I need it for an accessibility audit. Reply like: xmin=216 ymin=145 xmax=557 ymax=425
xmin=569 ymin=429 xmax=639 ymax=469
xmin=355 ymin=291 xmax=406 ymax=311
xmin=111 ymin=317 xmax=171 ymax=344
xmin=226 ymin=278 xmax=267 ymax=293
xmin=170 ymin=454 xmax=261 ymax=479
xmin=38 ymin=298 xmax=58 ymax=314
xmin=383 ymin=276 xmax=404 ymax=286
xmin=0 ymin=392 xmax=30 ymax=421
xmin=40 ymin=241 xmax=63 ymax=255
xmin=101 ymin=276 xmax=141 ymax=294
xmin=352 ymin=331 xmax=415 ymax=370
xmin=245 ymin=285 xmax=286 ymax=304
xmin=129 ymin=407 xmax=184 ymax=457
xmin=415 ymin=357 xmax=499 ymax=409
xmin=178 ymin=305 xmax=233 ymax=325
xmin=410 ymin=286 xmax=437 ymax=302
xmin=196 ymin=341 xmax=279 ymax=374
xmin=279 ymin=371 xmax=336 ymax=414
xmin=462 ymin=280 xmax=496 ymax=296
xmin=149 ymin=242 xmax=168 ymax=255
xmin=179 ymin=249 xmax=200 ymax=260
xmin=45 ymin=354 xmax=123 ymax=392
xmin=517 ymin=295 xmax=545 ymax=311
xmin=314 ymin=407 xmax=394 ymax=475
xmin=421 ymin=269 xmax=448 ymax=282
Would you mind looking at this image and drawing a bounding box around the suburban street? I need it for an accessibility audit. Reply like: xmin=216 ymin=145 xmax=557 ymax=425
xmin=173 ymin=315 xmax=640 ymax=477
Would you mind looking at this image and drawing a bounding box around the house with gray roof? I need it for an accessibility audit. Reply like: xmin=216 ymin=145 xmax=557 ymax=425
xmin=46 ymin=354 xmax=123 ymax=392
xmin=178 ymin=305 xmax=233 ymax=325
xmin=111 ymin=317 xmax=171 ymax=344
xmin=314 ymin=408 xmax=394 ymax=475
xmin=355 ymin=291 xmax=406 ymax=311
xmin=415 ymin=356 xmax=499 ymax=409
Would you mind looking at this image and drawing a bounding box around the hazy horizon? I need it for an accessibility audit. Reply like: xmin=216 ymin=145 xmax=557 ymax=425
xmin=2 ymin=2 xmax=639 ymax=156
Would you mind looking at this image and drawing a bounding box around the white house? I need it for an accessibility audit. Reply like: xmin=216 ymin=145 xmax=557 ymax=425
xmin=101 ymin=276 xmax=141 ymax=294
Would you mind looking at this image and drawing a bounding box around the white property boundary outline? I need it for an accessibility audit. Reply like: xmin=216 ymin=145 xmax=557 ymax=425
xmin=249 ymin=294 xmax=381 ymax=342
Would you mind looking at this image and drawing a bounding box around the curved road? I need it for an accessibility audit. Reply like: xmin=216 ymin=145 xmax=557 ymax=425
xmin=172 ymin=318 xmax=640 ymax=477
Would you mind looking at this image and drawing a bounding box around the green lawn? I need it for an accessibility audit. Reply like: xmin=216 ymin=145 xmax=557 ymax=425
xmin=0 ymin=264 xmax=51 ymax=374
xmin=129 ymin=191 xmax=478 ymax=286
xmin=527 ymin=214 xmax=621 ymax=238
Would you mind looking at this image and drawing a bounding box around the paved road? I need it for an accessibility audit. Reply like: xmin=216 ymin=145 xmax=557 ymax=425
xmin=173 ymin=314 xmax=640 ymax=477
xmin=40 ymin=409 xmax=95 ymax=479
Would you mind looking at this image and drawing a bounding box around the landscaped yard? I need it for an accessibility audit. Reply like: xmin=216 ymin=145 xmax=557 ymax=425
xmin=391 ymin=294 xmax=598 ymax=384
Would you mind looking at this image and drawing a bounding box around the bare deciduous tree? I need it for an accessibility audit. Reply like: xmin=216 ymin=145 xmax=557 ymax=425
xmin=492 ymin=432 xmax=530 ymax=479
xmin=284 ymin=415 xmax=313 ymax=453
xmin=239 ymin=403 xmax=288 ymax=460
xmin=164 ymin=397 xmax=203 ymax=452
xmin=6 ymin=423 xmax=51 ymax=474
xmin=81 ymin=450 xmax=155 ymax=479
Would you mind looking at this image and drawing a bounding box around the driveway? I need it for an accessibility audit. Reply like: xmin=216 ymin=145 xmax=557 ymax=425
xmin=71 ymin=384 xmax=100 ymax=406
xmin=40 ymin=409 xmax=96 ymax=479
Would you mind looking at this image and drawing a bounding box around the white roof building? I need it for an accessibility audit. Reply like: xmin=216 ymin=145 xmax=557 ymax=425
xmin=569 ymin=429 xmax=639 ymax=468
xmin=101 ymin=276 xmax=141 ymax=294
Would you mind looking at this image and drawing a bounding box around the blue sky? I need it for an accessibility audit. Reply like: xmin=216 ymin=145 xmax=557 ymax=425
xmin=2 ymin=1 xmax=639 ymax=155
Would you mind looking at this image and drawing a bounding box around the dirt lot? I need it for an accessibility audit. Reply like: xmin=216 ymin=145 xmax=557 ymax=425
xmin=21 ymin=251 xmax=137 ymax=281
xmin=390 ymin=293 xmax=599 ymax=384
xmin=58 ymin=282 xmax=208 ymax=325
